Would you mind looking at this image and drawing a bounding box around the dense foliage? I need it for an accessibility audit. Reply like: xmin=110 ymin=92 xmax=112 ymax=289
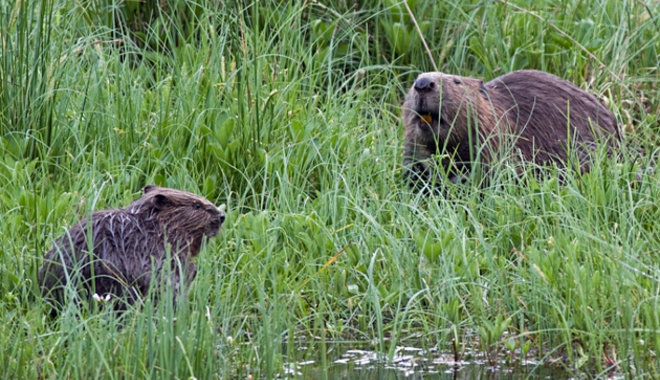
xmin=1 ymin=0 xmax=658 ymax=378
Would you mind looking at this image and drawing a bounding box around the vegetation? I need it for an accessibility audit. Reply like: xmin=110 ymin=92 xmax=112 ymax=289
xmin=1 ymin=0 xmax=658 ymax=378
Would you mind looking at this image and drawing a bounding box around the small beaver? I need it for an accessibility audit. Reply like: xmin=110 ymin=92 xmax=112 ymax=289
xmin=38 ymin=185 xmax=225 ymax=309
xmin=402 ymin=69 xmax=620 ymax=186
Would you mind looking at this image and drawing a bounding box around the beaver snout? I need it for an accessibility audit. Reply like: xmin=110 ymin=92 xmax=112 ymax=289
xmin=414 ymin=77 xmax=435 ymax=92
xmin=208 ymin=208 xmax=225 ymax=233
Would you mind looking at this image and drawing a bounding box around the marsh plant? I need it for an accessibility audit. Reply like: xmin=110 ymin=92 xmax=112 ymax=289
xmin=1 ymin=0 xmax=658 ymax=378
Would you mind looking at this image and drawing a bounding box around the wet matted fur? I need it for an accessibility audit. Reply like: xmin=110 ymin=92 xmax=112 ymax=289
xmin=38 ymin=185 xmax=225 ymax=310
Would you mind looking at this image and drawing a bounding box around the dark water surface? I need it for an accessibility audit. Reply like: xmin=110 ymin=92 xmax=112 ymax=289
xmin=285 ymin=344 xmax=575 ymax=379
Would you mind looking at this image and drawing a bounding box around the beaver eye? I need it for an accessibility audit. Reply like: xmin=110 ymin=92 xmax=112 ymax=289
xmin=193 ymin=202 xmax=202 ymax=209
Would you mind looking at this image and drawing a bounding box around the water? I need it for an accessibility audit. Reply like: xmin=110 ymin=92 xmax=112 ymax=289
xmin=284 ymin=344 xmax=575 ymax=379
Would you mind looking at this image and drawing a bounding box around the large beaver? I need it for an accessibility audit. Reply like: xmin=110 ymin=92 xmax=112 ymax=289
xmin=402 ymin=69 xmax=620 ymax=186
xmin=38 ymin=185 xmax=225 ymax=310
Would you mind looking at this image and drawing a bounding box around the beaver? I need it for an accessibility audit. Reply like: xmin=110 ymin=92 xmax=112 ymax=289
xmin=402 ymin=69 xmax=620 ymax=186
xmin=38 ymin=185 xmax=225 ymax=310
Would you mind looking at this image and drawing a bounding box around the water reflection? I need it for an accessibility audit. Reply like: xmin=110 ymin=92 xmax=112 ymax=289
xmin=286 ymin=344 xmax=572 ymax=379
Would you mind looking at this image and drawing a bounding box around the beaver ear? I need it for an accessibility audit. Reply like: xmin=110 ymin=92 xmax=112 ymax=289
xmin=151 ymin=193 xmax=171 ymax=210
xmin=479 ymin=80 xmax=488 ymax=97
xmin=143 ymin=185 xmax=157 ymax=194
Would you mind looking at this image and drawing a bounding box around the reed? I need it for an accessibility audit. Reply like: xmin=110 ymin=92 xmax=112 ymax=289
xmin=1 ymin=0 xmax=658 ymax=378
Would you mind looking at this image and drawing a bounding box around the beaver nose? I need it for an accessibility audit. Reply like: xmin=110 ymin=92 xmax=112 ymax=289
xmin=414 ymin=77 xmax=435 ymax=92
xmin=217 ymin=208 xmax=226 ymax=225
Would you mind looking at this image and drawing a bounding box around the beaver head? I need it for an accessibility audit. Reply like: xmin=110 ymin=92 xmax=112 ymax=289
xmin=403 ymin=72 xmax=493 ymax=149
xmin=127 ymin=185 xmax=226 ymax=256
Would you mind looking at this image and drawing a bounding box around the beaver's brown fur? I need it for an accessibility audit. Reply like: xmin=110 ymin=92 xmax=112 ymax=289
xmin=402 ymin=69 xmax=620 ymax=185
xmin=38 ymin=185 xmax=225 ymax=309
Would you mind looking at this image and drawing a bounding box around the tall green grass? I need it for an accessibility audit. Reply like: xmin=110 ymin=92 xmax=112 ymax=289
xmin=1 ymin=0 xmax=659 ymax=378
